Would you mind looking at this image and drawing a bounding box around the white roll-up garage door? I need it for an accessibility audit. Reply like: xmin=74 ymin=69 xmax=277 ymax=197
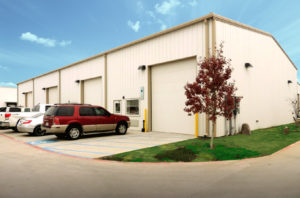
xmin=84 ymin=77 xmax=102 ymax=106
xmin=48 ymin=87 xmax=58 ymax=104
xmin=151 ymin=58 xmax=197 ymax=134
xmin=27 ymin=92 xmax=33 ymax=108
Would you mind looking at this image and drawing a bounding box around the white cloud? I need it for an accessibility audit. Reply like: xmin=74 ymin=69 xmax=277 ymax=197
xmin=0 ymin=82 xmax=17 ymax=87
xmin=59 ymin=40 xmax=72 ymax=47
xmin=188 ymin=0 xmax=198 ymax=6
xmin=127 ymin=20 xmax=140 ymax=32
xmin=146 ymin=11 xmax=167 ymax=30
xmin=0 ymin=65 xmax=8 ymax=71
xmin=155 ymin=0 xmax=181 ymax=15
xmin=20 ymin=32 xmax=71 ymax=47
xmin=20 ymin=32 xmax=56 ymax=47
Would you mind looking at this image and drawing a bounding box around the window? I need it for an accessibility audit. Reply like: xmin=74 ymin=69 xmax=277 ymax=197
xmin=79 ymin=107 xmax=95 ymax=116
xmin=113 ymin=100 xmax=121 ymax=114
xmin=24 ymin=108 xmax=31 ymax=112
xmin=0 ymin=107 xmax=6 ymax=112
xmin=45 ymin=107 xmax=56 ymax=116
xmin=56 ymin=107 xmax=74 ymax=116
xmin=9 ymin=108 xmax=21 ymax=112
xmin=126 ymin=99 xmax=139 ymax=115
xmin=94 ymin=107 xmax=110 ymax=117
xmin=32 ymin=104 xmax=40 ymax=112
xmin=45 ymin=106 xmax=52 ymax=111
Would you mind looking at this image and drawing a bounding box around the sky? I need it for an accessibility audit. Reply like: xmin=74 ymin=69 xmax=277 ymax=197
xmin=1 ymin=0 xmax=300 ymax=87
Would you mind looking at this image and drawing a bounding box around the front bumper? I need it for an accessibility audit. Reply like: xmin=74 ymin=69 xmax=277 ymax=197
xmin=42 ymin=125 xmax=68 ymax=134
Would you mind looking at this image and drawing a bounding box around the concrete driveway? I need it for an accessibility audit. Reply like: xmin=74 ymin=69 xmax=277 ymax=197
xmin=0 ymin=129 xmax=193 ymax=158
xmin=1 ymin=129 xmax=300 ymax=198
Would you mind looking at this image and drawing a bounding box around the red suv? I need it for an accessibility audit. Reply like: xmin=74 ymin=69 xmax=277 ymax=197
xmin=42 ymin=104 xmax=130 ymax=140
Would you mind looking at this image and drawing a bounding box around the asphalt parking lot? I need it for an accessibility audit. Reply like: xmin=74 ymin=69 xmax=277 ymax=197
xmin=0 ymin=129 xmax=193 ymax=158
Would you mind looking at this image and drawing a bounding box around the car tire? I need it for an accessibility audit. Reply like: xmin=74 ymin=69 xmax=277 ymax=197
xmin=33 ymin=125 xmax=45 ymax=136
xmin=13 ymin=119 xmax=20 ymax=132
xmin=66 ymin=126 xmax=81 ymax=140
xmin=116 ymin=122 xmax=128 ymax=135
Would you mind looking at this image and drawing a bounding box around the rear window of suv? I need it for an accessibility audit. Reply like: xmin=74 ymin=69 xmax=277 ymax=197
xmin=45 ymin=106 xmax=74 ymax=116
xmin=9 ymin=107 xmax=21 ymax=112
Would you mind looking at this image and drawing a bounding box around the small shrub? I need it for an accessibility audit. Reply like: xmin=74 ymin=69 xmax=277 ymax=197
xmin=155 ymin=147 xmax=196 ymax=162
xmin=283 ymin=127 xmax=289 ymax=135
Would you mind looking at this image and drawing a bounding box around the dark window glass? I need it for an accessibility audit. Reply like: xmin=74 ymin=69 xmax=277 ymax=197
xmin=114 ymin=101 xmax=121 ymax=114
xmin=9 ymin=108 xmax=21 ymax=112
xmin=32 ymin=105 xmax=40 ymax=112
xmin=56 ymin=107 xmax=74 ymax=116
xmin=45 ymin=106 xmax=51 ymax=111
xmin=45 ymin=107 xmax=57 ymax=116
xmin=24 ymin=108 xmax=31 ymax=112
xmin=126 ymin=100 xmax=139 ymax=115
xmin=94 ymin=107 xmax=110 ymax=116
xmin=0 ymin=107 xmax=6 ymax=112
xmin=79 ymin=107 xmax=95 ymax=116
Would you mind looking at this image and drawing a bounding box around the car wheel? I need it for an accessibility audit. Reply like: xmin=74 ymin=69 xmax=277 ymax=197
xmin=33 ymin=125 xmax=45 ymax=136
xmin=66 ymin=126 xmax=81 ymax=140
xmin=116 ymin=123 xmax=128 ymax=135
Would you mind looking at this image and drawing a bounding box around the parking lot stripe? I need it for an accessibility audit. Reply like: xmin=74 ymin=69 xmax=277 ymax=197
xmin=74 ymin=143 xmax=140 ymax=150
xmin=43 ymin=147 xmax=113 ymax=155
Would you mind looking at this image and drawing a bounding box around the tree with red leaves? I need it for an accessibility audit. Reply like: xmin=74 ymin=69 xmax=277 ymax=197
xmin=184 ymin=43 xmax=239 ymax=149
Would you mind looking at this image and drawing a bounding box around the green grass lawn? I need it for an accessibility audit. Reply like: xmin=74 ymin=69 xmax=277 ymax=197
xmin=101 ymin=123 xmax=300 ymax=162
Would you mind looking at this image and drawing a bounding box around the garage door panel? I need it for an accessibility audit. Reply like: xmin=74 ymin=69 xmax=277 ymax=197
xmin=27 ymin=92 xmax=33 ymax=108
xmin=48 ymin=87 xmax=58 ymax=104
xmin=84 ymin=78 xmax=102 ymax=106
xmin=152 ymin=58 xmax=196 ymax=134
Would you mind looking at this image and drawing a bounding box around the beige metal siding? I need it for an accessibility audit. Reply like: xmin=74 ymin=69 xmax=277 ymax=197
xmin=60 ymin=56 xmax=105 ymax=104
xmin=107 ymin=22 xmax=205 ymax=130
xmin=0 ymin=87 xmax=17 ymax=107
xmin=18 ymin=80 xmax=33 ymax=107
xmin=216 ymin=20 xmax=297 ymax=134
xmin=151 ymin=58 xmax=197 ymax=134
xmin=34 ymin=71 xmax=59 ymax=104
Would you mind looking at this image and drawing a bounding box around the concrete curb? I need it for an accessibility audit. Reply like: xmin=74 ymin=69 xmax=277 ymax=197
xmin=2 ymin=133 xmax=300 ymax=166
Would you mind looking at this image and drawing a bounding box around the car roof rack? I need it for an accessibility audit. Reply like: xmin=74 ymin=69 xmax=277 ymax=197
xmin=54 ymin=103 xmax=91 ymax=105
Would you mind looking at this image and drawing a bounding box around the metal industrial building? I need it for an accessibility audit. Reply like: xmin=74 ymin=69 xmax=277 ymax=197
xmin=17 ymin=13 xmax=298 ymax=137
xmin=0 ymin=87 xmax=17 ymax=107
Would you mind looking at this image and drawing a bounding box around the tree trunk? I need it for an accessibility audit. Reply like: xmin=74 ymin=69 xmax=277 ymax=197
xmin=210 ymin=121 xmax=215 ymax=149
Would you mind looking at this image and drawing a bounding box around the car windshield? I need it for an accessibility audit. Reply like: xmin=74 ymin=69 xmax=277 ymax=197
xmin=32 ymin=113 xmax=44 ymax=118
xmin=32 ymin=104 xmax=40 ymax=112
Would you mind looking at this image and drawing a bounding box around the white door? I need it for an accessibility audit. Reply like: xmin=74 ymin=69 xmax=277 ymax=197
xmin=27 ymin=92 xmax=33 ymax=108
xmin=84 ymin=77 xmax=102 ymax=106
xmin=151 ymin=58 xmax=197 ymax=134
xmin=48 ymin=87 xmax=58 ymax=104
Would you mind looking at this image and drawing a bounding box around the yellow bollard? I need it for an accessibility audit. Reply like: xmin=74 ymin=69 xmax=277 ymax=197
xmin=195 ymin=113 xmax=198 ymax=138
xmin=145 ymin=109 xmax=147 ymax=133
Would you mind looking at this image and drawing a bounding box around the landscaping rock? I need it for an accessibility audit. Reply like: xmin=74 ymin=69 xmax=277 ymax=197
xmin=283 ymin=127 xmax=289 ymax=135
xmin=241 ymin=123 xmax=251 ymax=135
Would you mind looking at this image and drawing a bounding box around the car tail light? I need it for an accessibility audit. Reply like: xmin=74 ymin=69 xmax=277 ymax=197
xmin=22 ymin=120 xmax=32 ymax=124
xmin=54 ymin=117 xmax=60 ymax=125
xmin=5 ymin=113 xmax=11 ymax=120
